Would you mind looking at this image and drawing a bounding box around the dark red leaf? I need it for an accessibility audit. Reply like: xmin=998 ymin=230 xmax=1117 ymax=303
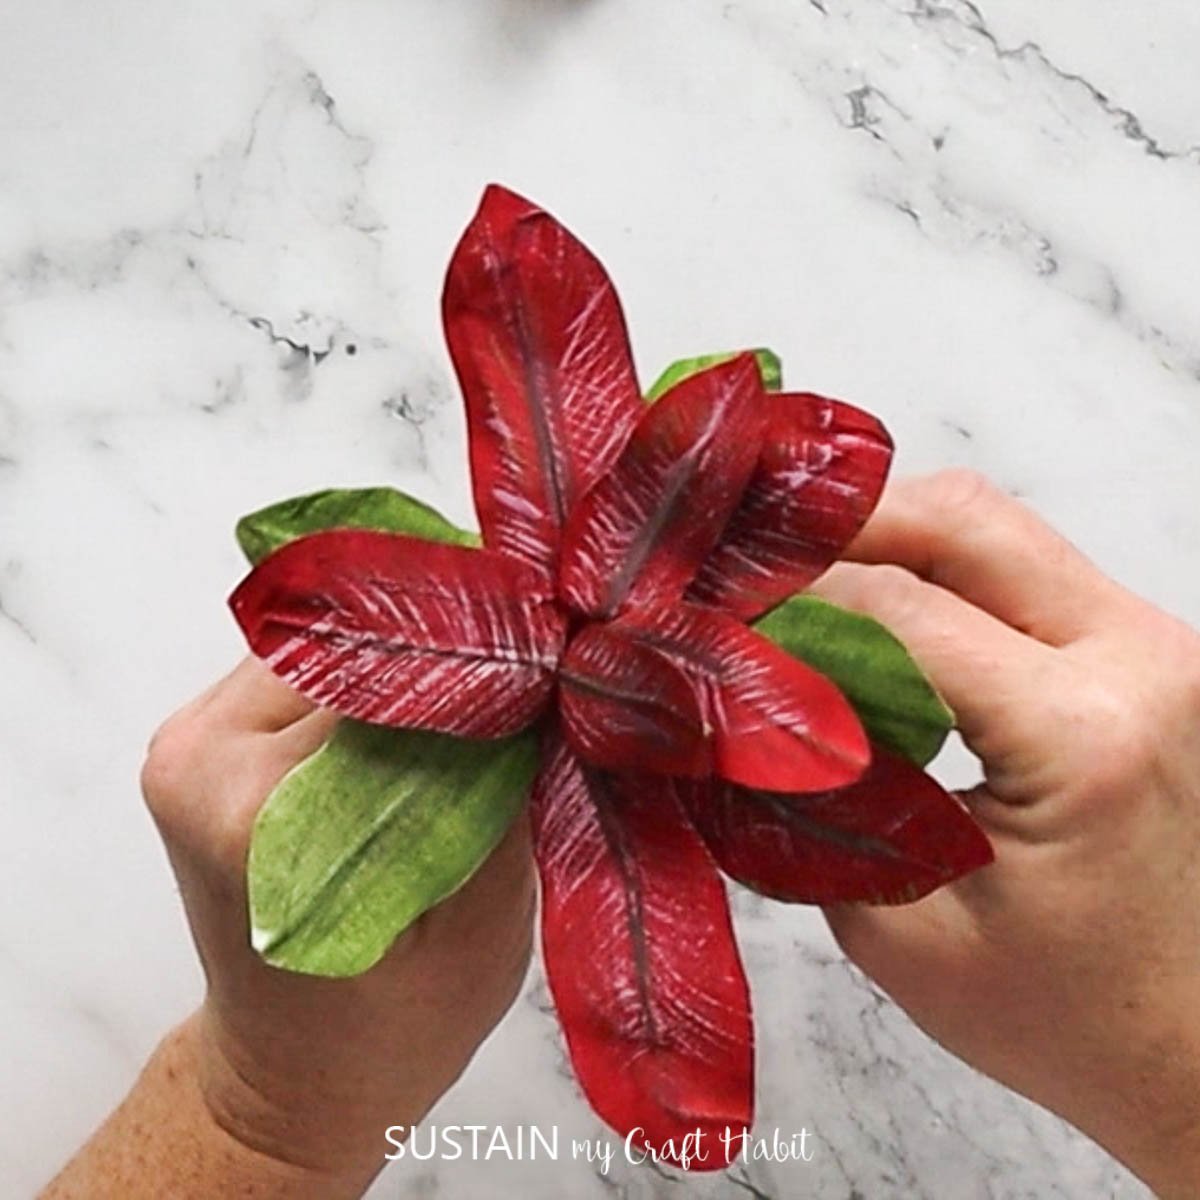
xmin=684 ymin=746 xmax=994 ymax=904
xmin=619 ymin=603 xmax=870 ymax=793
xmin=531 ymin=732 xmax=753 ymax=1169
xmin=689 ymin=392 xmax=893 ymax=620
xmin=559 ymin=621 xmax=710 ymax=777
xmin=558 ymin=354 xmax=767 ymax=619
xmin=442 ymin=184 xmax=643 ymax=572
xmin=229 ymin=530 xmax=566 ymax=737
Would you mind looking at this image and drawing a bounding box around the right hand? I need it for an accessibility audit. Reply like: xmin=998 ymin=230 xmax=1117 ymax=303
xmin=811 ymin=470 xmax=1200 ymax=1198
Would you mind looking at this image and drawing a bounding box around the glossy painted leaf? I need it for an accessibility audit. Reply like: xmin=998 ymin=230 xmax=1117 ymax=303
xmin=620 ymin=603 xmax=869 ymax=793
xmin=688 ymin=393 xmax=893 ymax=620
xmin=236 ymin=487 xmax=479 ymax=565
xmin=645 ymin=347 xmax=782 ymax=402
xmin=684 ymin=746 xmax=993 ymax=905
xmin=443 ymin=184 xmax=643 ymax=572
xmin=558 ymin=621 xmax=710 ymax=777
xmin=249 ymin=721 xmax=538 ymax=976
xmin=755 ymin=594 xmax=953 ymax=767
xmin=559 ymin=354 xmax=767 ymax=619
xmin=230 ymin=530 xmax=566 ymax=736
xmin=531 ymin=733 xmax=752 ymax=1168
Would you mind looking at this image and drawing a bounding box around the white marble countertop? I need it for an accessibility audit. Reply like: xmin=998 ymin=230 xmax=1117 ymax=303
xmin=5 ymin=0 xmax=1198 ymax=1195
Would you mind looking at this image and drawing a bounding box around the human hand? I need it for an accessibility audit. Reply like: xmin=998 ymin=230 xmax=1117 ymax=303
xmin=140 ymin=659 xmax=535 ymax=1191
xmin=812 ymin=470 xmax=1200 ymax=1197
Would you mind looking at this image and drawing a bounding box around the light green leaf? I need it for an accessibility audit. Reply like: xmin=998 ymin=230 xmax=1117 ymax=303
xmin=236 ymin=486 xmax=479 ymax=564
xmin=645 ymin=347 xmax=783 ymax=402
xmin=754 ymin=594 xmax=954 ymax=767
xmin=248 ymin=721 xmax=539 ymax=977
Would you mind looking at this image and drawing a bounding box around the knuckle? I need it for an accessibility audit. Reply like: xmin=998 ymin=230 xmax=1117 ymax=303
xmin=816 ymin=563 xmax=929 ymax=643
xmin=861 ymin=563 xmax=926 ymax=627
xmin=1074 ymin=681 xmax=1157 ymax=798
xmin=923 ymin=468 xmax=998 ymax=524
xmin=1160 ymin=622 xmax=1200 ymax=717
xmin=140 ymin=713 xmax=203 ymax=820
xmin=141 ymin=708 xmax=261 ymax=873
xmin=1184 ymin=651 xmax=1200 ymax=714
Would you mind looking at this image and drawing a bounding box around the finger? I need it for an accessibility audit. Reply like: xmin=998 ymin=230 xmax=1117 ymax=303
xmin=825 ymin=884 xmax=972 ymax=974
xmin=822 ymin=886 xmax=981 ymax=1025
xmin=845 ymin=470 xmax=1132 ymax=646
xmin=273 ymin=708 xmax=341 ymax=763
xmin=810 ymin=562 xmax=1063 ymax=762
xmin=200 ymin=656 xmax=316 ymax=732
xmin=823 ymin=820 xmax=1019 ymax=973
xmin=824 ymin=816 xmax=1033 ymax=985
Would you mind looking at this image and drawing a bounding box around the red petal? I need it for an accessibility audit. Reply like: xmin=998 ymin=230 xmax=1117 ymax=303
xmin=531 ymin=732 xmax=753 ymax=1169
xmin=558 ymin=354 xmax=767 ymax=619
xmin=559 ymin=621 xmax=710 ymax=777
xmin=689 ymin=392 xmax=893 ymax=620
xmin=229 ymin=530 xmax=566 ymax=736
xmin=684 ymin=746 xmax=994 ymax=904
xmin=621 ymin=604 xmax=870 ymax=793
xmin=443 ymin=185 xmax=643 ymax=572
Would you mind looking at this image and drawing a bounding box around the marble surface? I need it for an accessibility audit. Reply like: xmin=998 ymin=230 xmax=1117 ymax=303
xmin=4 ymin=0 xmax=1198 ymax=1195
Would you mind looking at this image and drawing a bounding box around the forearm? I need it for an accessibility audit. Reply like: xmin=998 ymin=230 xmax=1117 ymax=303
xmin=40 ymin=1013 xmax=376 ymax=1200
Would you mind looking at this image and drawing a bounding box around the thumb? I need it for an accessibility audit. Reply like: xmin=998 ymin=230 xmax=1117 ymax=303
xmin=822 ymin=880 xmax=987 ymax=1035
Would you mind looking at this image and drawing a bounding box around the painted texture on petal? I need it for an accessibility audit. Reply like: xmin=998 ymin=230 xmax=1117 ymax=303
xmin=685 ymin=746 xmax=994 ymax=905
xmin=689 ymin=393 xmax=893 ymax=620
xmin=229 ymin=530 xmax=566 ymax=737
xmin=559 ymin=354 xmax=767 ymax=619
xmin=443 ymin=184 xmax=643 ymax=572
xmin=531 ymin=734 xmax=753 ymax=1169
xmin=621 ymin=604 xmax=870 ymax=794
xmin=559 ymin=621 xmax=710 ymax=777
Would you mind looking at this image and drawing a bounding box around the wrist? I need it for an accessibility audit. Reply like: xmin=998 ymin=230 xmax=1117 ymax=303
xmin=1049 ymin=995 xmax=1200 ymax=1197
xmin=193 ymin=1004 xmax=394 ymax=1189
xmin=41 ymin=1015 xmax=372 ymax=1200
xmin=189 ymin=1013 xmax=381 ymax=1198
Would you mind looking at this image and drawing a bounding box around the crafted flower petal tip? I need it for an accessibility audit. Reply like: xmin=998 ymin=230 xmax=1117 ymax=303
xmin=476 ymin=181 xmax=542 ymax=228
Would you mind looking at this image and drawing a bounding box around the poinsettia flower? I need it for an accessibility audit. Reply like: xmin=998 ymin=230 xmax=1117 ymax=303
xmin=230 ymin=184 xmax=992 ymax=1171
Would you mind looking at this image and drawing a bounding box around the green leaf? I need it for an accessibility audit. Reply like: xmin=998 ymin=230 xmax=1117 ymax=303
xmin=236 ymin=487 xmax=480 ymax=565
xmin=645 ymin=347 xmax=783 ymax=402
xmin=754 ymin=594 xmax=954 ymax=767
xmin=248 ymin=721 xmax=539 ymax=977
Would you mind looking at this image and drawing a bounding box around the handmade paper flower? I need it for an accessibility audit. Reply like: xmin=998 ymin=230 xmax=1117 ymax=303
xmin=230 ymin=185 xmax=993 ymax=1171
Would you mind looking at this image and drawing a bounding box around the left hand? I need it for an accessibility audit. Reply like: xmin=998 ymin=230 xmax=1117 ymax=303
xmin=141 ymin=658 xmax=536 ymax=1187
